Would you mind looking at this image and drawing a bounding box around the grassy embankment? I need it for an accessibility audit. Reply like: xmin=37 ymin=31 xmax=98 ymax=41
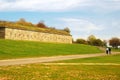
xmin=0 ymin=39 xmax=102 ymax=60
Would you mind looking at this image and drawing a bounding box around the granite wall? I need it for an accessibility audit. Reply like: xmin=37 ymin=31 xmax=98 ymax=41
xmin=4 ymin=28 xmax=72 ymax=43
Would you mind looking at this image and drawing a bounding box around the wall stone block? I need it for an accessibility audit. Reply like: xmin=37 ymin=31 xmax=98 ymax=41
xmin=3 ymin=28 xmax=72 ymax=43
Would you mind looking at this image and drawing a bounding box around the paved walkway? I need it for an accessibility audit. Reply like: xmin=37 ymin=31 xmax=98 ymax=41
xmin=0 ymin=52 xmax=120 ymax=66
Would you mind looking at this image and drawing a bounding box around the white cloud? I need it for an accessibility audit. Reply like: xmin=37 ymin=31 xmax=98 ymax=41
xmin=59 ymin=18 xmax=104 ymax=39
xmin=90 ymin=0 xmax=120 ymax=13
xmin=0 ymin=0 xmax=85 ymax=11
xmin=111 ymin=21 xmax=120 ymax=28
xmin=60 ymin=18 xmax=103 ymax=33
xmin=0 ymin=0 xmax=120 ymax=12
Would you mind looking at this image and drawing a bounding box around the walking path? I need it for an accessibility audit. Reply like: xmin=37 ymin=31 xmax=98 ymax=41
xmin=0 ymin=52 xmax=120 ymax=66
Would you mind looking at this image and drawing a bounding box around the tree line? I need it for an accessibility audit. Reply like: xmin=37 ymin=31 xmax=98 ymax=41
xmin=75 ymin=35 xmax=120 ymax=49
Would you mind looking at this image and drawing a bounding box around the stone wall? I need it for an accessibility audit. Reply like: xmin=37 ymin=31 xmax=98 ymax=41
xmin=4 ymin=28 xmax=72 ymax=43
xmin=0 ymin=27 xmax=5 ymax=39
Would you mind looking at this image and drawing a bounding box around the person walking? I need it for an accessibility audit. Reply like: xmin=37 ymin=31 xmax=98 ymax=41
xmin=106 ymin=47 xmax=109 ymax=54
xmin=108 ymin=47 xmax=111 ymax=54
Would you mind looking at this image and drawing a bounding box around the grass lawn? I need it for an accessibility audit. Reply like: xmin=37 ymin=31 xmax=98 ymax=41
xmin=0 ymin=64 xmax=120 ymax=80
xmin=112 ymin=48 xmax=120 ymax=52
xmin=54 ymin=54 xmax=120 ymax=63
xmin=0 ymin=39 xmax=102 ymax=60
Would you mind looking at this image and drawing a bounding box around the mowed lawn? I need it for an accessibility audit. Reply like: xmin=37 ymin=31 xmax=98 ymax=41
xmin=54 ymin=54 xmax=120 ymax=63
xmin=0 ymin=39 xmax=102 ymax=60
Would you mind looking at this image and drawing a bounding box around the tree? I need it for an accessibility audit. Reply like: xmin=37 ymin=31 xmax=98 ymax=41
xmin=87 ymin=35 xmax=96 ymax=45
xmin=63 ymin=27 xmax=70 ymax=33
xmin=109 ymin=37 xmax=120 ymax=48
xmin=93 ymin=39 xmax=104 ymax=46
xmin=103 ymin=40 xmax=107 ymax=47
xmin=36 ymin=21 xmax=47 ymax=28
xmin=16 ymin=18 xmax=34 ymax=26
xmin=16 ymin=18 xmax=26 ymax=25
xmin=87 ymin=35 xmax=105 ymax=46
xmin=76 ymin=38 xmax=87 ymax=44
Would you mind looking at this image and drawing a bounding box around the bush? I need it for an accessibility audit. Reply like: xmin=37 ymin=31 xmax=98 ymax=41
xmin=76 ymin=39 xmax=87 ymax=44
xmin=63 ymin=27 xmax=71 ymax=33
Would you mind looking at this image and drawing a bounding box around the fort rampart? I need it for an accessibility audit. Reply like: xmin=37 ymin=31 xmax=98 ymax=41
xmin=0 ymin=27 xmax=72 ymax=44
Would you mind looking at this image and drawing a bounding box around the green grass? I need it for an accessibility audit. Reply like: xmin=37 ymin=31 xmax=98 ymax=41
xmin=54 ymin=54 xmax=120 ymax=63
xmin=112 ymin=48 xmax=120 ymax=52
xmin=0 ymin=39 xmax=102 ymax=60
xmin=0 ymin=64 xmax=120 ymax=80
xmin=0 ymin=39 xmax=119 ymax=80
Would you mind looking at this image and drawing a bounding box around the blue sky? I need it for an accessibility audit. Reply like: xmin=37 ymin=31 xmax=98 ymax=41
xmin=0 ymin=0 xmax=120 ymax=40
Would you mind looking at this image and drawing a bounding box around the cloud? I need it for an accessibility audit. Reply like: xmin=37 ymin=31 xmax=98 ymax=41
xmin=60 ymin=18 xmax=103 ymax=33
xmin=89 ymin=0 xmax=120 ymax=13
xmin=59 ymin=18 xmax=104 ymax=39
xmin=0 ymin=0 xmax=85 ymax=11
xmin=0 ymin=0 xmax=120 ymax=12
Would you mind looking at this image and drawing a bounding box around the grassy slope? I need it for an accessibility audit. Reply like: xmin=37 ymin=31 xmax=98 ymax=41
xmin=0 ymin=64 xmax=120 ymax=80
xmin=54 ymin=54 xmax=120 ymax=63
xmin=0 ymin=39 xmax=102 ymax=60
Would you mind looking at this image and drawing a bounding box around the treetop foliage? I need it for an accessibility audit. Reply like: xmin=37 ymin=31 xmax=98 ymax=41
xmin=76 ymin=35 xmax=105 ymax=47
xmin=63 ymin=27 xmax=71 ymax=33
xmin=109 ymin=37 xmax=120 ymax=48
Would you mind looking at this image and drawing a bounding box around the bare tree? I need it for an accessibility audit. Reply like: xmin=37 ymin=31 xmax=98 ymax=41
xmin=63 ymin=27 xmax=70 ymax=33
xmin=36 ymin=21 xmax=47 ymax=28
xmin=109 ymin=37 xmax=120 ymax=48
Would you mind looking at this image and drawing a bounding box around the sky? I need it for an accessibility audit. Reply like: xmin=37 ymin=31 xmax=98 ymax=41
xmin=0 ymin=0 xmax=120 ymax=40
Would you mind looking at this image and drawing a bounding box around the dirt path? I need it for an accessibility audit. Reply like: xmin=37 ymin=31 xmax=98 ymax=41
xmin=0 ymin=52 xmax=120 ymax=66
